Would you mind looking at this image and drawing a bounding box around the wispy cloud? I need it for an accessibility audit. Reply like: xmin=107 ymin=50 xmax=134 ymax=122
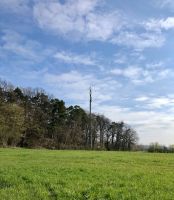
xmin=110 ymin=63 xmax=171 ymax=84
xmin=44 ymin=70 xmax=120 ymax=104
xmin=153 ymin=0 xmax=174 ymax=9
xmin=135 ymin=95 xmax=174 ymax=109
xmin=54 ymin=51 xmax=97 ymax=66
xmin=114 ymin=53 xmax=127 ymax=64
xmin=0 ymin=0 xmax=30 ymax=14
xmin=113 ymin=51 xmax=145 ymax=66
xmin=111 ymin=31 xmax=165 ymax=50
xmin=1 ymin=30 xmax=38 ymax=60
xmin=0 ymin=30 xmax=55 ymax=62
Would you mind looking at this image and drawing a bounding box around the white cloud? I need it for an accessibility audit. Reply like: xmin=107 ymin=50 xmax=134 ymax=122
xmin=113 ymin=51 xmax=146 ymax=66
xmin=110 ymin=64 xmax=171 ymax=84
xmin=111 ymin=66 xmax=142 ymax=79
xmin=111 ymin=66 xmax=147 ymax=84
xmin=146 ymin=62 xmax=164 ymax=69
xmin=33 ymin=0 xmax=168 ymax=50
xmin=54 ymin=51 xmax=97 ymax=66
xmin=114 ymin=53 xmax=127 ymax=64
xmin=111 ymin=31 xmax=165 ymax=50
xmin=33 ymin=0 xmax=124 ymax=41
xmin=148 ymin=97 xmax=174 ymax=108
xmin=135 ymin=96 xmax=150 ymax=102
xmin=145 ymin=17 xmax=174 ymax=31
xmin=135 ymin=95 xmax=174 ymax=109
xmin=85 ymin=12 xmax=123 ymax=41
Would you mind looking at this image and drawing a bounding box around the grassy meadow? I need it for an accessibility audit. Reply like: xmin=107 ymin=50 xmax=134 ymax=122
xmin=0 ymin=148 xmax=174 ymax=200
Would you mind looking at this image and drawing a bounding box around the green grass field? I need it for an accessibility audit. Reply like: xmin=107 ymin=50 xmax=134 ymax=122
xmin=0 ymin=149 xmax=174 ymax=200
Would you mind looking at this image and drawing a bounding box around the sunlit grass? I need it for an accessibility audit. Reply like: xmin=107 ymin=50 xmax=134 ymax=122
xmin=0 ymin=148 xmax=174 ymax=199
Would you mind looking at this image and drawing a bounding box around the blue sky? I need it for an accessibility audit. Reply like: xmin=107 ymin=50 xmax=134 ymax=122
xmin=1 ymin=0 xmax=174 ymax=145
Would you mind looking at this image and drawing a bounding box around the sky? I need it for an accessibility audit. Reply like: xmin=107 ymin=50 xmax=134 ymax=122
xmin=1 ymin=0 xmax=174 ymax=145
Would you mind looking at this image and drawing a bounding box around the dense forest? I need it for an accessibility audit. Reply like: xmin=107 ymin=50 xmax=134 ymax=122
xmin=0 ymin=79 xmax=138 ymax=150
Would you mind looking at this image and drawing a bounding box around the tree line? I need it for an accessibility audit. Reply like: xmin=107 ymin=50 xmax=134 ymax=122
xmin=147 ymin=143 xmax=174 ymax=153
xmin=0 ymin=79 xmax=138 ymax=150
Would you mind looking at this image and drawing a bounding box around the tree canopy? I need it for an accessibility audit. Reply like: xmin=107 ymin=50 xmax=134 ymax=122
xmin=0 ymin=79 xmax=138 ymax=150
